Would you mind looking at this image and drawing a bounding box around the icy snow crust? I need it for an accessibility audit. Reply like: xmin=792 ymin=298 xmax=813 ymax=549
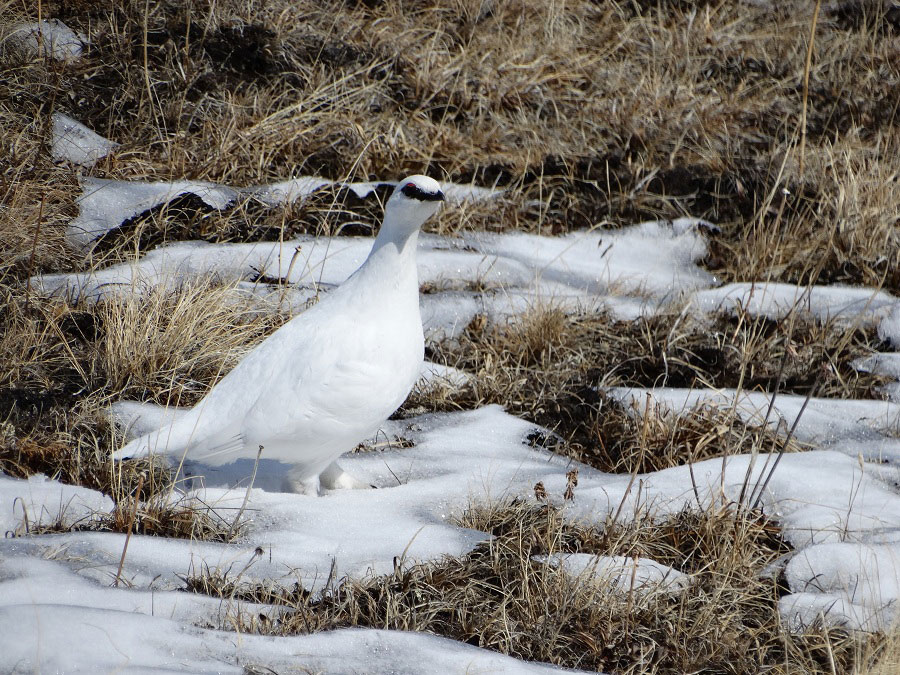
xmin=7 ymin=162 xmax=900 ymax=669
xmin=51 ymin=113 xmax=120 ymax=167
xmin=8 ymin=19 xmax=86 ymax=61
xmin=64 ymin=173 xmax=501 ymax=250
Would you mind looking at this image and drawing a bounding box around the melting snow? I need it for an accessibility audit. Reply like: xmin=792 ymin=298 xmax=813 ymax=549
xmin=64 ymin=173 xmax=502 ymax=252
xmin=51 ymin=113 xmax=119 ymax=167
xmin=9 ymin=166 xmax=900 ymax=669
xmin=609 ymin=387 xmax=900 ymax=463
xmin=780 ymin=542 xmax=900 ymax=632
xmin=37 ymin=215 xmax=712 ymax=336
xmin=68 ymin=177 xmax=241 ymax=249
xmin=0 ymin=599 xmax=566 ymax=674
xmin=8 ymin=19 xmax=86 ymax=60
xmin=693 ymin=281 xmax=897 ymax=326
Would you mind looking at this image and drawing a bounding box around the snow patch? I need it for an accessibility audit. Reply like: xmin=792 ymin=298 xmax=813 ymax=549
xmin=0 ymin=473 xmax=113 ymax=537
xmin=609 ymin=386 xmax=900 ymax=463
xmin=37 ymin=218 xmax=713 ymax=332
xmin=536 ymin=553 xmax=690 ymax=595
xmin=692 ymin=282 xmax=897 ymax=325
xmin=8 ymin=20 xmax=86 ymax=60
xmin=0 ymin=601 xmax=568 ymax=674
xmin=67 ymin=178 xmax=240 ymax=249
xmin=781 ymin=542 xmax=900 ymax=631
xmin=51 ymin=113 xmax=119 ymax=167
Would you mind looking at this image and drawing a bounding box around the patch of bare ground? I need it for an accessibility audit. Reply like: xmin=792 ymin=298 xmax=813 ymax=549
xmin=413 ymin=305 xmax=889 ymax=472
xmin=185 ymin=500 xmax=881 ymax=673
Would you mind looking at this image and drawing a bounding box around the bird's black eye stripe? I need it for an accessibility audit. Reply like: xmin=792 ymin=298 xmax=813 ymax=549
xmin=400 ymin=183 xmax=445 ymax=202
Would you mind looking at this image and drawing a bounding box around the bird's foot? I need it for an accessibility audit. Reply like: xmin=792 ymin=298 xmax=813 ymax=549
xmin=318 ymin=461 xmax=374 ymax=491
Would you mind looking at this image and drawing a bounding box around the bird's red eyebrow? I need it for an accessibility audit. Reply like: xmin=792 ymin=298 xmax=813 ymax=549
xmin=406 ymin=182 xmax=415 ymax=188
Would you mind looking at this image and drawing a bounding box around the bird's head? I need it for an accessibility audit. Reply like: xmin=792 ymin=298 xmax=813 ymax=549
xmin=382 ymin=175 xmax=445 ymax=238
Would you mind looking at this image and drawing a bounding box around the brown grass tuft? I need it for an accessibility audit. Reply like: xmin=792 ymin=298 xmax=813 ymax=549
xmin=417 ymin=304 xmax=886 ymax=472
xmin=186 ymin=499 xmax=881 ymax=673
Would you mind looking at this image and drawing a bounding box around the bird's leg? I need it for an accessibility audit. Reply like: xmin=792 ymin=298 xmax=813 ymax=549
xmin=284 ymin=474 xmax=321 ymax=496
xmin=318 ymin=461 xmax=375 ymax=490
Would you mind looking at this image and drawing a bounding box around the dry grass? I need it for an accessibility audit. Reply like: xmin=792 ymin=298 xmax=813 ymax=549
xmin=1 ymin=0 xmax=898 ymax=671
xmin=3 ymin=1 xmax=898 ymax=282
xmin=186 ymin=499 xmax=881 ymax=673
xmin=866 ymin=625 xmax=900 ymax=674
xmin=12 ymin=456 xmax=242 ymax=543
xmin=414 ymin=304 xmax=887 ymax=472
xmin=0 ymin=280 xmax=285 ymax=543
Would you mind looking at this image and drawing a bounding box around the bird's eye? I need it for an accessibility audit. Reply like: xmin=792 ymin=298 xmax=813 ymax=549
xmin=399 ymin=181 xmax=443 ymax=201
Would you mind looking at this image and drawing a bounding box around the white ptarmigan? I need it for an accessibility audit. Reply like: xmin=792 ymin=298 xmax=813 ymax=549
xmin=112 ymin=175 xmax=444 ymax=494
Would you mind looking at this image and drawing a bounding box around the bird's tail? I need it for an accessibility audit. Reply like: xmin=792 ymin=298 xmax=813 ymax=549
xmin=111 ymin=431 xmax=161 ymax=461
xmin=109 ymin=400 xmax=193 ymax=461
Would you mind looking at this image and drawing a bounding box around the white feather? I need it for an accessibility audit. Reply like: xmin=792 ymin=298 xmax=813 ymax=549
xmin=112 ymin=175 xmax=444 ymax=493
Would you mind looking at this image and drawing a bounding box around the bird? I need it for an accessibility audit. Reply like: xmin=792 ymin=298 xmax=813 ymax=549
xmin=112 ymin=174 xmax=445 ymax=495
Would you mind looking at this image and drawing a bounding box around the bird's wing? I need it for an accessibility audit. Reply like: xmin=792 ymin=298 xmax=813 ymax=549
xmin=112 ymin=308 xmax=326 ymax=465
xmin=234 ymin=314 xmax=410 ymax=459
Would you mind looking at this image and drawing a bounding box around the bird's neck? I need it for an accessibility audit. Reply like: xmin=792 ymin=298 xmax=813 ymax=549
xmin=356 ymin=228 xmax=420 ymax=288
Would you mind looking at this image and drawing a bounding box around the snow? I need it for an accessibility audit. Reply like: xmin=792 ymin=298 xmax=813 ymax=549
xmin=51 ymin=113 xmax=119 ymax=167
xmin=63 ymin=170 xmax=501 ymax=253
xmin=37 ymin=205 xmax=712 ymax=335
xmin=692 ymin=282 xmax=897 ymax=323
xmin=608 ymin=387 xmax=900 ymax=463
xmin=779 ymin=542 xmax=900 ymax=631
xmin=606 ymin=387 xmax=900 ymax=630
xmin=465 ymin=219 xmax=714 ymax=299
xmin=0 ymin=407 xmax=593 ymax=672
xmin=10 ymin=167 xmax=900 ymax=668
xmin=8 ymin=20 xmax=86 ymax=61
xmin=68 ymin=177 xmax=240 ymax=249
xmin=418 ymin=361 xmax=473 ymax=390
xmin=0 ymin=473 xmax=113 ymax=537
xmin=0 ymin=602 xmax=568 ymax=674
xmin=536 ymin=553 xmax=690 ymax=595
xmin=853 ymin=352 xmax=900 ymax=401
xmin=240 ymin=177 xmax=500 ymax=208
xmin=248 ymin=176 xmax=334 ymax=206
xmin=9 ymin=398 xmax=900 ymax=669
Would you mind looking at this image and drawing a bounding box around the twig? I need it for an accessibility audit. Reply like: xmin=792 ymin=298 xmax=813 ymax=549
xmin=610 ymin=394 xmax=650 ymax=526
xmin=115 ymin=475 xmax=144 ymax=588
xmin=142 ymin=0 xmax=162 ymax=134
xmin=23 ymin=196 xmax=45 ymax=314
xmin=394 ymin=525 xmax=426 ymax=574
xmin=798 ymin=0 xmax=821 ymax=177
xmin=227 ymin=445 xmax=263 ymax=541
xmin=737 ymin=346 xmax=789 ymax=507
xmin=750 ymin=377 xmax=819 ymax=511
xmin=12 ymin=497 xmax=29 ymax=536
